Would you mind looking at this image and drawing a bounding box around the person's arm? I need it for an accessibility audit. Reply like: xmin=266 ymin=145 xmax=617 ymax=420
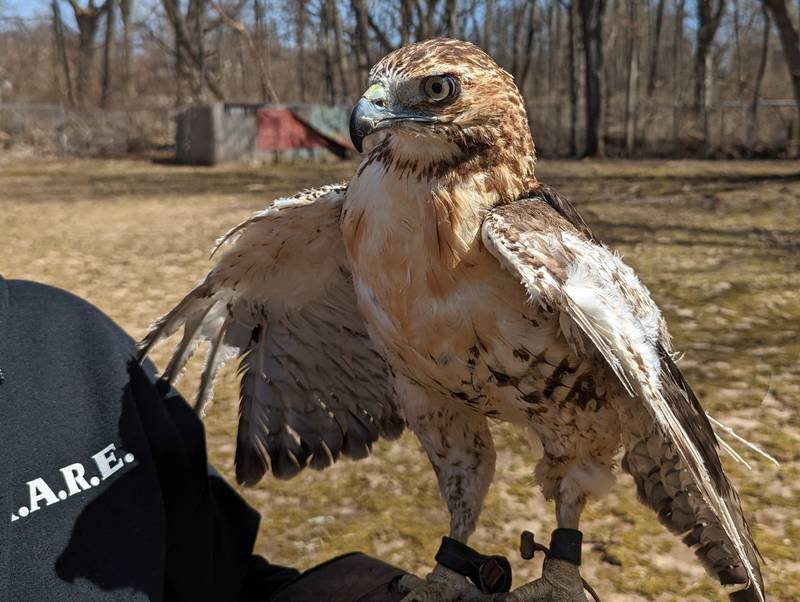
xmin=0 ymin=278 xmax=298 ymax=601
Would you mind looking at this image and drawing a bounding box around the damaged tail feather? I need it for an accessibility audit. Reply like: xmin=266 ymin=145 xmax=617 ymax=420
xmin=161 ymin=301 xmax=219 ymax=385
xmin=709 ymin=414 xmax=780 ymax=469
xmin=137 ymin=282 xmax=214 ymax=363
xmin=137 ymin=283 xmax=247 ymax=415
xmin=668 ymin=353 xmax=779 ymax=470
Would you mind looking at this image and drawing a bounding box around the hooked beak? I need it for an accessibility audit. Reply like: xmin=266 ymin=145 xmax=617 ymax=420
xmin=349 ymin=83 xmax=435 ymax=152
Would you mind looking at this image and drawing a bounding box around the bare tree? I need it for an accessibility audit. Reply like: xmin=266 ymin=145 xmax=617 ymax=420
xmin=8 ymin=0 xmax=800 ymax=157
xmin=100 ymin=0 xmax=114 ymax=109
xmin=695 ymin=0 xmax=725 ymax=155
xmin=329 ymin=0 xmax=353 ymax=100
xmin=732 ymin=0 xmax=744 ymax=93
xmin=162 ymin=0 xmax=226 ymax=104
xmin=762 ymin=0 xmax=800 ymax=156
xmin=579 ymin=0 xmax=608 ymax=156
xmin=550 ymin=1 xmax=561 ymax=93
xmin=51 ymin=0 xmax=76 ymax=107
xmin=646 ymin=0 xmax=666 ymax=97
xmin=212 ymin=0 xmax=279 ymax=103
xmin=694 ymin=0 xmax=724 ymax=110
xmin=671 ymin=0 xmax=685 ymax=153
xmin=561 ymin=0 xmax=579 ymax=156
xmin=483 ymin=0 xmax=494 ymax=51
xmin=320 ymin=0 xmax=335 ymax=104
xmin=351 ymin=0 xmax=372 ymax=84
xmin=444 ymin=0 xmax=458 ymax=36
xmin=602 ymin=0 xmax=620 ymax=148
xmin=400 ymin=0 xmax=414 ymax=45
xmin=366 ymin=11 xmax=394 ymax=53
xmin=519 ymin=0 xmax=538 ymax=91
xmin=746 ymin=4 xmax=770 ymax=156
xmin=510 ymin=0 xmax=538 ymax=91
xmin=623 ymin=0 xmax=640 ymax=153
xmin=414 ymin=0 xmax=438 ymax=39
xmin=253 ymin=0 xmax=271 ymax=102
xmin=295 ymin=0 xmax=307 ymax=102
xmin=510 ymin=1 xmax=525 ymax=79
xmin=65 ymin=0 xmax=110 ymax=109
xmin=119 ymin=0 xmax=133 ymax=102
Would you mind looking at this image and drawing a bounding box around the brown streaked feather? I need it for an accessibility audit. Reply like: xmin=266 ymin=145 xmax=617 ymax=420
xmin=139 ymin=185 xmax=404 ymax=485
xmin=482 ymin=198 xmax=764 ymax=601
xmin=365 ymin=39 xmax=538 ymax=200
xmin=522 ymin=183 xmax=596 ymax=242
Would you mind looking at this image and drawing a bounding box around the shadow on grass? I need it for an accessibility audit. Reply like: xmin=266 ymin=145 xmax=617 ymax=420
xmin=545 ymin=170 xmax=800 ymax=185
xmin=584 ymin=216 xmax=800 ymax=259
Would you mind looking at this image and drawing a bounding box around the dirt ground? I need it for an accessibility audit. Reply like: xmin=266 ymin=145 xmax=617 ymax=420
xmin=1 ymin=157 xmax=798 ymax=601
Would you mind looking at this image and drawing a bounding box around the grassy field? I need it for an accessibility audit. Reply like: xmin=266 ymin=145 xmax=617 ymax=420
xmin=1 ymin=157 xmax=798 ymax=601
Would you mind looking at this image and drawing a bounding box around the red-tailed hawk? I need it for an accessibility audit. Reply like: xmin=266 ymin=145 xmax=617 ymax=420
xmin=140 ymin=39 xmax=764 ymax=601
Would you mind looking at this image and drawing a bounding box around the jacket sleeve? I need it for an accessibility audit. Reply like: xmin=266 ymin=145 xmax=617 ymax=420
xmin=0 ymin=278 xmax=298 ymax=601
xmin=136 ymin=370 xmax=302 ymax=601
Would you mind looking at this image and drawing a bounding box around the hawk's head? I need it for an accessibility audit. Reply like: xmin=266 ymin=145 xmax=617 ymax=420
xmin=349 ymin=38 xmax=535 ymax=183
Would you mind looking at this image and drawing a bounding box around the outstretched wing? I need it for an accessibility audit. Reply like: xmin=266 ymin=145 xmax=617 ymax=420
xmin=139 ymin=184 xmax=404 ymax=485
xmin=482 ymin=189 xmax=764 ymax=601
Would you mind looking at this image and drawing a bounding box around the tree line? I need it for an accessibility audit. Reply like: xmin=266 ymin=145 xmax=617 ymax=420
xmin=0 ymin=0 xmax=799 ymax=157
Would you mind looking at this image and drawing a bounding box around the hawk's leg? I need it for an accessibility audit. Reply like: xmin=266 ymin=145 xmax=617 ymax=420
xmin=402 ymin=379 xmax=497 ymax=543
xmin=399 ymin=379 xmax=497 ymax=601
xmin=556 ymin=490 xmax=586 ymax=530
xmin=507 ymin=458 xmax=601 ymax=602
xmin=497 ymin=489 xmax=589 ymax=601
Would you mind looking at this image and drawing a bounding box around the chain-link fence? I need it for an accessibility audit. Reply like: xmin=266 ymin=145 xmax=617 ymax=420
xmin=0 ymin=100 xmax=798 ymax=159
xmin=0 ymin=104 xmax=175 ymax=156
xmin=528 ymin=99 xmax=800 ymax=158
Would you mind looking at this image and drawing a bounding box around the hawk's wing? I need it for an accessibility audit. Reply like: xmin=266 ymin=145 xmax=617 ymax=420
xmin=482 ymin=189 xmax=764 ymax=601
xmin=139 ymin=184 xmax=404 ymax=485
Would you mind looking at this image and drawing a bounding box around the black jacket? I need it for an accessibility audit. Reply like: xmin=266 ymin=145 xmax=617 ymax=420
xmin=0 ymin=278 xmax=298 ymax=601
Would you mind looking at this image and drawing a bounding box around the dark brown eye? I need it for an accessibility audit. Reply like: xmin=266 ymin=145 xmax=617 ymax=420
xmin=423 ymin=75 xmax=457 ymax=102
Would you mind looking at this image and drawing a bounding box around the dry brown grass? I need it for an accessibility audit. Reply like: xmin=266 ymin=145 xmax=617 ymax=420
xmin=1 ymin=157 xmax=798 ymax=600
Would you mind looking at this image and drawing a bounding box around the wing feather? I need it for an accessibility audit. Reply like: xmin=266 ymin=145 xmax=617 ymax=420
xmin=139 ymin=184 xmax=403 ymax=485
xmin=483 ymin=191 xmax=763 ymax=601
xmin=195 ymin=312 xmax=237 ymax=416
xmin=162 ymin=300 xmax=221 ymax=384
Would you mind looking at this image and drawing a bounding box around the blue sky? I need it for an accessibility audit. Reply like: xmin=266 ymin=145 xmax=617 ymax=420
xmin=1 ymin=0 xmax=158 ymax=30
xmin=1 ymin=0 xmax=157 ymax=20
xmin=2 ymin=0 xmax=703 ymax=41
xmin=2 ymin=0 xmax=46 ymax=19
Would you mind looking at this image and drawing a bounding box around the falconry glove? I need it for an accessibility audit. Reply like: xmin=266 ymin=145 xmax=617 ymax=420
xmin=395 ymin=530 xmax=597 ymax=602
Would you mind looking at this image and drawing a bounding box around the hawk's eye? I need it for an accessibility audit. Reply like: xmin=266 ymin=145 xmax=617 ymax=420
xmin=423 ymin=75 xmax=457 ymax=102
